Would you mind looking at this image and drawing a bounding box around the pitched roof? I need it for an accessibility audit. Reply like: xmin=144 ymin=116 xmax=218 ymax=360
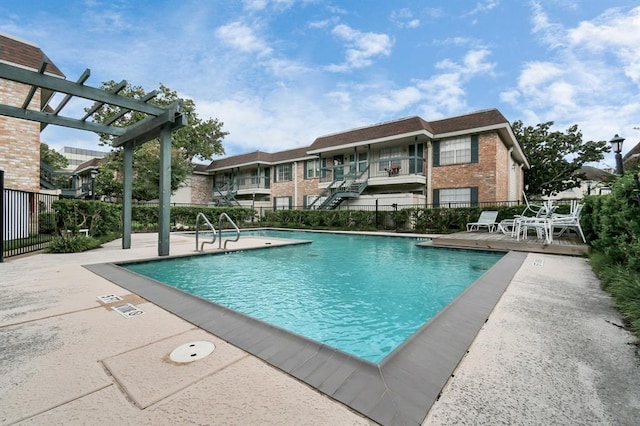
xmin=74 ymin=157 xmax=106 ymax=173
xmin=270 ymin=146 xmax=314 ymax=163
xmin=428 ymin=108 xmax=509 ymax=135
xmin=206 ymin=150 xmax=274 ymax=171
xmin=0 ymin=33 xmax=65 ymax=77
xmin=207 ymin=146 xmax=315 ymax=171
xmin=309 ymin=116 xmax=433 ymax=152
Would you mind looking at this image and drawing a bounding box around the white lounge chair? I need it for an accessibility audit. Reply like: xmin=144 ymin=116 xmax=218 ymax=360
xmin=466 ymin=211 xmax=499 ymax=232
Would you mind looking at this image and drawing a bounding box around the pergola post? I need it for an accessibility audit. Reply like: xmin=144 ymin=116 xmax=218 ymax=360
xmin=158 ymin=126 xmax=172 ymax=256
xmin=122 ymin=142 xmax=133 ymax=249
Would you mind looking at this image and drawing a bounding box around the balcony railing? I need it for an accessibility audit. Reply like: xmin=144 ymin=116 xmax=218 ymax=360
xmin=319 ymin=157 xmax=424 ymax=183
xmin=215 ymin=175 xmax=270 ymax=192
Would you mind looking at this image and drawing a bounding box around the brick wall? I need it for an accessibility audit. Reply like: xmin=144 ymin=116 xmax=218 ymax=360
xmin=270 ymin=161 xmax=321 ymax=207
xmin=431 ymin=132 xmax=507 ymax=203
xmin=190 ymin=174 xmax=213 ymax=204
xmin=0 ymin=80 xmax=41 ymax=191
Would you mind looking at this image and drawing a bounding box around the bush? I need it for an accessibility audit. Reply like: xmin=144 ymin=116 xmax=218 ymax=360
xmin=47 ymin=235 xmax=101 ymax=253
xmin=38 ymin=211 xmax=57 ymax=234
xmin=52 ymin=199 xmax=121 ymax=237
xmin=584 ymin=172 xmax=640 ymax=343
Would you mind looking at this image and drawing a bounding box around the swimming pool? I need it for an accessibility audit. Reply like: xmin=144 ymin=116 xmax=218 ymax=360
xmin=124 ymin=230 xmax=503 ymax=363
xmin=86 ymin=230 xmax=526 ymax=424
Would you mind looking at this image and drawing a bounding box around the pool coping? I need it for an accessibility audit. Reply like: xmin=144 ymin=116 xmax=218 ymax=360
xmin=84 ymin=239 xmax=527 ymax=426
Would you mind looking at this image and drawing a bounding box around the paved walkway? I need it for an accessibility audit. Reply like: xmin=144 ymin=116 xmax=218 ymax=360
xmin=1 ymin=233 xmax=638 ymax=425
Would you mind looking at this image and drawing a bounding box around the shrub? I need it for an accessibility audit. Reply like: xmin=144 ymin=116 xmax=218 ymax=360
xmin=47 ymin=235 xmax=101 ymax=253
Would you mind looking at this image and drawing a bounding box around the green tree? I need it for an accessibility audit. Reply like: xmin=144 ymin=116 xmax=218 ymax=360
xmin=89 ymin=82 xmax=228 ymax=200
xmin=40 ymin=143 xmax=70 ymax=188
xmin=96 ymin=145 xmax=191 ymax=201
xmin=513 ymin=121 xmax=610 ymax=196
xmin=40 ymin=143 xmax=69 ymax=170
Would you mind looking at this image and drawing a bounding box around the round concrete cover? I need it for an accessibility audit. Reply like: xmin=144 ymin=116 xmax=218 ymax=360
xmin=169 ymin=341 xmax=215 ymax=363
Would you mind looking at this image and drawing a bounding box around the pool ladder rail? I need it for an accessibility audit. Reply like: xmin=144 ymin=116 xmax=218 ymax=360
xmin=195 ymin=212 xmax=240 ymax=252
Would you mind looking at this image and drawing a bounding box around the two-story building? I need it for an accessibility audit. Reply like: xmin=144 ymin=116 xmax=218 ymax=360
xmin=202 ymin=109 xmax=528 ymax=209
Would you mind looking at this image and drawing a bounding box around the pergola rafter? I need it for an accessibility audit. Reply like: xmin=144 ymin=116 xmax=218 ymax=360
xmin=0 ymin=60 xmax=186 ymax=256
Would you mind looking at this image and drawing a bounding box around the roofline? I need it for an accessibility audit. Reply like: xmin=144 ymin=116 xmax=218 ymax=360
xmin=307 ymin=130 xmax=433 ymax=154
xmin=209 ymin=154 xmax=318 ymax=172
xmin=313 ymin=116 xmax=425 ymax=139
xmin=0 ymin=32 xmax=38 ymax=47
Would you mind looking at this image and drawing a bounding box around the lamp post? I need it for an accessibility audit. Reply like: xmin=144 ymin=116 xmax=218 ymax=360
xmin=90 ymin=169 xmax=98 ymax=200
xmin=609 ymin=134 xmax=625 ymax=175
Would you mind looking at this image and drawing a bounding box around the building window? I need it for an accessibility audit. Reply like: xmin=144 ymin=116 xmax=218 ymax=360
xmin=274 ymin=196 xmax=292 ymax=210
xmin=305 ymin=159 xmax=320 ymax=179
xmin=440 ymin=137 xmax=471 ymax=165
xmin=433 ymin=187 xmax=478 ymax=207
xmin=433 ymin=135 xmax=478 ymax=166
xmin=379 ymin=147 xmax=402 ymax=171
xmin=276 ymin=164 xmax=292 ymax=182
xmin=304 ymin=194 xmax=320 ymax=209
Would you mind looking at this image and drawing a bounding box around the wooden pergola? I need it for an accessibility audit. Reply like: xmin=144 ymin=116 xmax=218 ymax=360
xmin=0 ymin=61 xmax=186 ymax=256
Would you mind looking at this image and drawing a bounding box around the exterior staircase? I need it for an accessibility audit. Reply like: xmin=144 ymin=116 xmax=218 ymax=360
xmin=309 ymin=167 xmax=369 ymax=210
xmin=213 ymin=181 xmax=240 ymax=206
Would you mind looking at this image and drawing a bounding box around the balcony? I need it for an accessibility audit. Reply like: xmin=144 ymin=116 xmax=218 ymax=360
xmin=215 ymin=175 xmax=270 ymax=196
xmin=319 ymin=157 xmax=425 ymax=186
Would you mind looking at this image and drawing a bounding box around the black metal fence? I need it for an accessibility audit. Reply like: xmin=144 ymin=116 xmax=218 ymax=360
xmin=1 ymin=171 xmax=59 ymax=262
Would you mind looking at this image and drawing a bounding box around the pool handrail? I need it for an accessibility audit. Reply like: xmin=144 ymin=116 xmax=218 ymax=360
xmin=218 ymin=212 xmax=240 ymax=249
xmin=195 ymin=212 xmax=217 ymax=252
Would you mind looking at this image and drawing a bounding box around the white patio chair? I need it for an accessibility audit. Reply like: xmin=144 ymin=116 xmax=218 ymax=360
xmin=466 ymin=211 xmax=499 ymax=232
xmin=498 ymin=192 xmax=547 ymax=236
xmin=549 ymin=203 xmax=586 ymax=243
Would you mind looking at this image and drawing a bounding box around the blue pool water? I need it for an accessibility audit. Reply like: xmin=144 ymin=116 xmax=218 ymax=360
xmin=125 ymin=230 xmax=503 ymax=363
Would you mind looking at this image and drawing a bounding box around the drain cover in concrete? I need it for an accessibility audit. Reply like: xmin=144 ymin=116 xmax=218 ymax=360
xmin=169 ymin=341 xmax=215 ymax=363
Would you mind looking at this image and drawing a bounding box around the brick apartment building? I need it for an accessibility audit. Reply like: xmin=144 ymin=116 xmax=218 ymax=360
xmin=202 ymin=109 xmax=529 ymax=209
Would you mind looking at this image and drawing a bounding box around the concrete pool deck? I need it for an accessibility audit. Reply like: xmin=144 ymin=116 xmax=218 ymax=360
xmin=1 ymin=232 xmax=639 ymax=425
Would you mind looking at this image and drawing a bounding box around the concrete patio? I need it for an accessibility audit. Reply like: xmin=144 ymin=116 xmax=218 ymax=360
xmin=1 ymin=232 xmax=638 ymax=425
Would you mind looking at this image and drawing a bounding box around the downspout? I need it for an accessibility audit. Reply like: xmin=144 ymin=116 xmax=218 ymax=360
xmin=294 ymin=161 xmax=298 ymax=207
xmin=426 ymin=141 xmax=432 ymax=206
xmin=367 ymin=144 xmax=371 ymax=178
xmin=507 ymin=147 xmax=514 ymax=202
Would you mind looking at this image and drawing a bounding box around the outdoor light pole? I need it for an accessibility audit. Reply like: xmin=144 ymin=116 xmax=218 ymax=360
xmin=609 ymin=134 xmax=625 ymax=175
xmin=90 ymin=169 xmax=98 ymax=200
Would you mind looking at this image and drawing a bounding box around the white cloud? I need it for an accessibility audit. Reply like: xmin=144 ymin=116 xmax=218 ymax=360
xmin=502 ymin=4 xmax=640 ymax=147
xmin=530 ymin=1 xmax=566 ymax=49
xmin=567 ymin=7 xmax=640 ymax=84
xmin=242 ymin=0 xmax=297 ymax=12
xmin=467 ymin=0 xmax=500 ymax=16
xmin=215 ymin=21 xmax=273 ymax=57
xmin=390 ymin=9 xmax=420 ymax=29
xmin=325 ymin=24 xmax=394 ymax=72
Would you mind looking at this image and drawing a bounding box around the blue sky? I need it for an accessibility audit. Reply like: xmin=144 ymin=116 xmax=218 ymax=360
xmin=1 ymin=0 xmax=639 ymax=166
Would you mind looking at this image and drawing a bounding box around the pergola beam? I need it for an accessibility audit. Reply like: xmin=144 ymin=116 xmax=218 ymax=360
xmin=0 ymin=63 xmax=165 ymax=115
xmin=0 ymin=103 xmax=126 ymax=135
xmin=21 ymin=60 xmax=48 ymax=109
xmin=52 ymin=69 xmax=92 ymax=115
xmin=81 ymin=80 xmax=128 ymax=121
xmin=105 ymin=90 xmax=158 ymax=126
xmin=112 ymin=101 xmax=185 ymax=147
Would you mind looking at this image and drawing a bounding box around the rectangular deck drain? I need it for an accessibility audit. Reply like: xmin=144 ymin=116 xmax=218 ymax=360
xmin=112 ymin=303 xmax=145 ymax=318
